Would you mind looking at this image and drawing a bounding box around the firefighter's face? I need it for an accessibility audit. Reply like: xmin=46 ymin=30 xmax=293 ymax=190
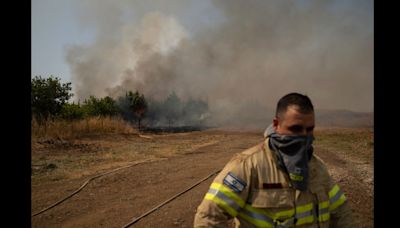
xmin=273 ymin=105 xmax=315 ymax=136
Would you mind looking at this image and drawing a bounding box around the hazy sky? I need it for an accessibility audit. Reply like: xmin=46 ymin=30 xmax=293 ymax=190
xmin=31 ymin=0 xmax=221 ymax=84
xmin=32 ymin=0 xmax=373 ymax=113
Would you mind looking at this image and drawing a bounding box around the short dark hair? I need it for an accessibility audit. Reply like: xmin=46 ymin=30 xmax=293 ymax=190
xmin=275 ymin=93 xmax=314 ymax=118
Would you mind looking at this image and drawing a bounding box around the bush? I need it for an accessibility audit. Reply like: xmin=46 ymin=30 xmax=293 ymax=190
xmin=31 ymin=75 xmax=73 ymax=123
xmin=59 ymin=103 xmax=85 ymax=120
xmin=82 ymin=96 xmax=118 ymax=117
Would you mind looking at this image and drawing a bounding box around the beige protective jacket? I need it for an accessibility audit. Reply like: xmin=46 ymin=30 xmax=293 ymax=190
xmin=194 ymin=138 xmax=355 ymax=227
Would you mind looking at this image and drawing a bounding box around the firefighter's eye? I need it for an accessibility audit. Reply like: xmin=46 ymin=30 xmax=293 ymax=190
xmin=306 ymin=126 xmax=314 ymax=133
xmin=288 ymin=125 xmax=303 ymax=133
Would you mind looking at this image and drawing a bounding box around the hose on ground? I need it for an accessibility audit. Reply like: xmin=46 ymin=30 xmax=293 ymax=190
xmin=31 ymin=160 xmax=156 ymax=217
xmin=122 ymin=169 xmax=222 ymax=228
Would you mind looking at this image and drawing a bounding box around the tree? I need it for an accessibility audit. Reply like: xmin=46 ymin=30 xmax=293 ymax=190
xmin=143 ymin=99 xmax=162 ymax=126
xmin=127 ymin=91 xmax=147 ymax=130
xmin=163 ymin=92 xmax=183 ymax=127
xmin=116 ymin=95 xmax=134 ymax=122
xmin=82 ymin=96 xmax=118 ymax=117
xmin=59 ymin=102 xmax=84 ymax=120
xmin=100 ymin=96 xmax=118 ymax=116
xmin=31 ymin=75 xmax=73 ymax=123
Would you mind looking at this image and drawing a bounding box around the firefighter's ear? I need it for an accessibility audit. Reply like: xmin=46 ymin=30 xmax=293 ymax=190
xmin=273 ymin=117 xmax=279 ymax=130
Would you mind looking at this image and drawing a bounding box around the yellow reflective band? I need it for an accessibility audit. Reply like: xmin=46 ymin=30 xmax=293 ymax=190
xmin=296 ymin=203 xmax=313 ymax=213
xmin=238 ymin=212 xmax=275 ymax=228
xmin=328 ymin=184 xmax=347 ymax=211
xmin=296 ymin=214 xmax=314 ymax=225
xmin=289 ymin=173 xmax=304 ymax=181
xmin=328 ymin=184 xmax=340 ymax=198
xmin=238 ymin=203 xmax=315 ymax=227
xmin=207 ymin=182 xmax=316 ymax=226
xmin=319 ymin=200 xmax=329 ymax=209
xmin=318 ymin=200 xmax=330 ymax=222
xmin=329 ymin=193 xmax=346 ymax=211
xmin=319 ymin=213 xmax=330 ymax=222
xmin=244 ymin=204 xmax=294 ymax=220
xmin=210 ymin=183 xmax=245 ymax=207
xmin=243 ymin=202 xmax=313 ymax=221
xmin=205 ymin=193 xmax=238 ymax=217
xmin=293 ymin=203 xmax=314 ymax=225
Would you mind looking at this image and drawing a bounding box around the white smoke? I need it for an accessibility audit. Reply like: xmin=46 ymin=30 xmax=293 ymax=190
xmin=66 ymin=0 xmax=373 ymax=127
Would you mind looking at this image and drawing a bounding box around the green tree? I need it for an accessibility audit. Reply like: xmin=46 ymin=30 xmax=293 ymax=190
xmin=100 ymin=96 xmax=118 ymax=116
xmin=82 ymin=96 xmax=118 ymax=117
xmin=127 ymin=91 xmax=147 ymax=130
xmin=31 ymin=75 xmax=73 ymax=123
xmin=59 ymin=102 xmax=84 ymax=120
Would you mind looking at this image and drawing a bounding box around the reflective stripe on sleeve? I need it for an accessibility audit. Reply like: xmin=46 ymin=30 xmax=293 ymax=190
xmin=318 ymin=200 xmax=330 ymax=222
xmin=205 ymin=192 xmax=239 ymax=217
xmin=293 ymin=203 xmax=314 ymax=225
xmin=204 ymin=183 xmax=246 ymax=217
xmin=210 ymin=183 xmax=246 ymax=207
xmin=328 ymin=184 xmax=347 ymax=211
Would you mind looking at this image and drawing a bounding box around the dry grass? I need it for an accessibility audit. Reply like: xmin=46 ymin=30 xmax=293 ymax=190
xmin=31 ymin=116 xmax=137 ymax=140
xmin=314 ymin=127 xmax=373 ymax=160
xmin=32 ymin=127 xmax=374 ymax=184
xmin=31 ymin=130 xmax=230 ymax=182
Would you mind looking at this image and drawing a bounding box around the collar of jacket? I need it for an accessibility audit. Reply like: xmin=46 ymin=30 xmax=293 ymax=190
xmin=262 ymin=138 xmax=292 ymax=184
xmin=262 ymin=137 xmax=319 ymax=191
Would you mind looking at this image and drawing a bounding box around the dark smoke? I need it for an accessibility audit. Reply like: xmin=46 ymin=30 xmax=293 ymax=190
xmin=66 ymin=0 xmax=373 ymax=128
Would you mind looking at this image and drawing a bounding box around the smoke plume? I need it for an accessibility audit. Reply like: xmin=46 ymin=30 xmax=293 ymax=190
xmin=66 ymin=0 xmax=373 ymax=127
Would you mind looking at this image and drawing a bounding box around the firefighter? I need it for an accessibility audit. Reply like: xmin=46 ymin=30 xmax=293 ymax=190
xmin=194 ymin=93 xmax=354 ymax=227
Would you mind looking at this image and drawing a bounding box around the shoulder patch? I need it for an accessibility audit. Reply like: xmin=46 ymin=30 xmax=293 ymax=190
xmin=223 ymin=172 xmax=247 ymax=193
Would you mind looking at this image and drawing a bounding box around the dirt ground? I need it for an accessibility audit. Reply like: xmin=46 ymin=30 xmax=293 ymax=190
xmin=31 ymin=128 xmax=373 ymax=227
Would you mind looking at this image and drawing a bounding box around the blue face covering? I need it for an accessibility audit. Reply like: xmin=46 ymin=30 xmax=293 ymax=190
xmin=264 ymin=124 xmax=314 ymax=191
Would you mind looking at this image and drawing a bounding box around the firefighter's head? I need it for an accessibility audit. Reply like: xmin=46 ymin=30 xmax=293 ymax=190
xmin=273 ymin=93 xmax=315 ymax=136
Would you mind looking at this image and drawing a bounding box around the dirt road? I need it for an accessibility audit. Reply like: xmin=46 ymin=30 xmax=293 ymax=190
xmin=31 ymin=128 xmax=373 ymax=227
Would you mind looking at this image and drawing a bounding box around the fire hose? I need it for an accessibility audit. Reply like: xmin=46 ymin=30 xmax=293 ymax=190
xmin=122 ymin=169 xmax=221 ymax=228
xmin=31 ymin=159 xmax=158 ymax=217
xmin=32 ymin=160 xmax=221 ymax=227
xmin=32 ymin=134 xmax=153 ymax=217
